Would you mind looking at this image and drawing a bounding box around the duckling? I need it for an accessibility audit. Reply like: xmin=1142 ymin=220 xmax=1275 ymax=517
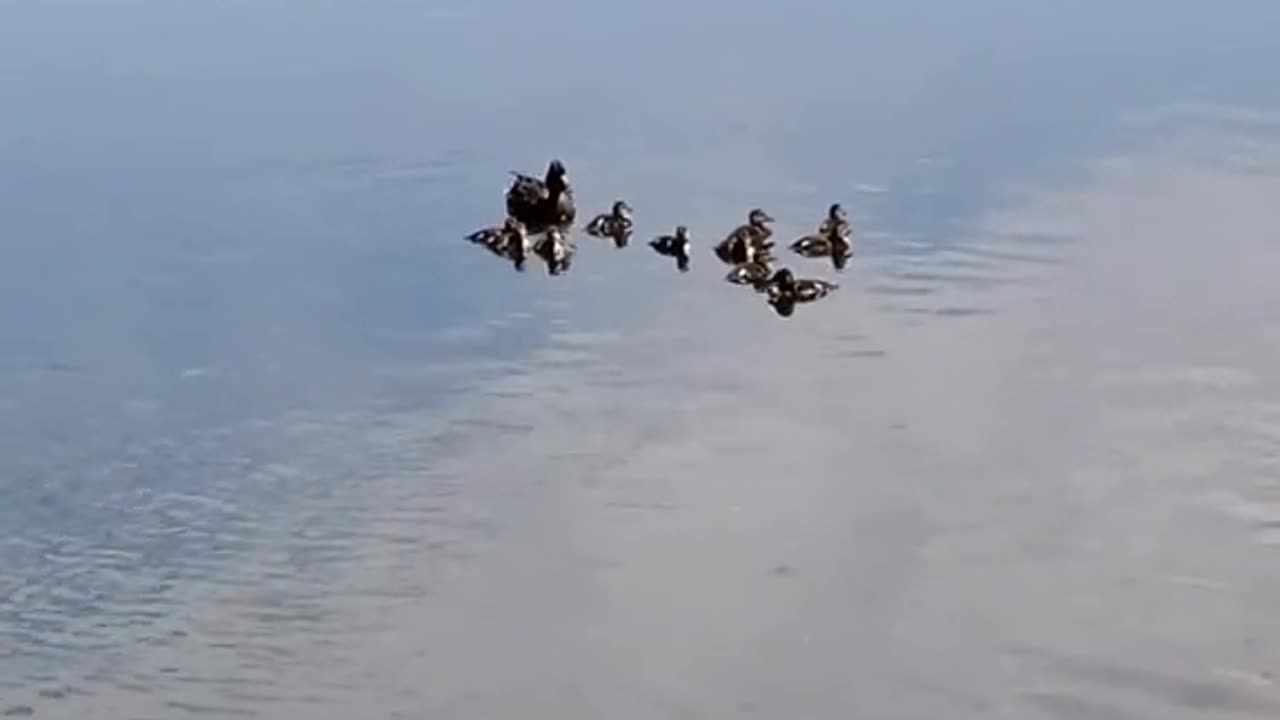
xmin=739 ymin=207 xmax=777 ymax=245
xmin=717 ymin=234 xmax=774 ymax=266
xmin=466 ymin=216 xmax=523 ymax=250
xmin=765 ymin=267 xmax=838 ymax=303
xmin=503 ymin=223 xmax=532 ymax=270
xmin=506 ymin=159 xmax=576 ymax=230
xmin=789 ymin=222 xmax=852 ymax=263
xmin=724 ymin=260 xmax=773 ymax=290
xmin=817 ymin=203 xmax=852 ymax=239
xmin=649 ymin=225 xmax=692 ymax=272
xmin=791 ymin=203 xmax=853 ymax=254
xmin=714 ymin=208 xmax=775 ymax=263
xmin=467 ymin=218 xmax=531 ymax=269
xmin=585 ymin=200 xmax=633 ymax=239
xmin=534 ymin=226 xmax=574 ymax=275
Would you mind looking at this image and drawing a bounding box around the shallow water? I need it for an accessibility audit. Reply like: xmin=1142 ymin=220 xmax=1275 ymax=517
xmin=4 ymin=1 xmax=1280 ymax=718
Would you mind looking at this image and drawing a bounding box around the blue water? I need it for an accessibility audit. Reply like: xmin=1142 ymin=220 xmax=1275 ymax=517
xmin=3 ymin=1 xmax=1280 ymax=718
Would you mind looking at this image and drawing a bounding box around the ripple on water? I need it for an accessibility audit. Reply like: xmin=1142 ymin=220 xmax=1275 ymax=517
xmin=833 ymin=349 xmax=888 ymax=359
xmin=864 ymin=219 xmax=1075 ymax=322
xmin=823 ymin=331 xmax=889 ymax=361
xmin=932 ymin=307 xmax=995 ymax=318
xmin=1 ymin=408 xmax=502 ymax=715
xmin=1016 ymin=649 xmax=1280 ymax=717
xmin=1022 ymin=690 xmax=1144 ymax=720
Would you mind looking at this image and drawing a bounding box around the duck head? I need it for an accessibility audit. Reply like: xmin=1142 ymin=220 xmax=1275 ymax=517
xmin=545 ymin=160 xmax=568 ymax=194
xmin=828 ymin=203 xmax=847 ymax=223
xmin=612 ymin=200 xmax=633 ymax=220
xmin=749 ymin=208 xmax=775 ymax=227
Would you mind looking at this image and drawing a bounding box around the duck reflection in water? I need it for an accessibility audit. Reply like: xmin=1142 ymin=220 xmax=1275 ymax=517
xmin=650 ymin=225 xmax=692 ymax=272
xmin=725 ymin=259 xmax=773 ymax=291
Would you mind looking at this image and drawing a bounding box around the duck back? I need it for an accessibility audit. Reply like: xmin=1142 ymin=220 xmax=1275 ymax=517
xmin=507 ymin=182 xmax=574 ymax=230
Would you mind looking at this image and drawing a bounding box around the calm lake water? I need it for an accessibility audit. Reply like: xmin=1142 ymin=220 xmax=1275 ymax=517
xmin=4 ymin=1 xmax=1280 ymax=718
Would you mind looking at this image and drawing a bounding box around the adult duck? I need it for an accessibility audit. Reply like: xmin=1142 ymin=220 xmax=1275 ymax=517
xmin=506 ymin=159 xmax=576 ymax=230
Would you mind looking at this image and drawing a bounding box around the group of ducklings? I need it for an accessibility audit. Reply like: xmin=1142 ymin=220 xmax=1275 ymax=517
xmin=465 ymin=160 xmax=574 ymax=274
xmin=466 ymin=159 xmax=850 ymax=316
xmin=711 ymin=204 xmax=848 ymax=316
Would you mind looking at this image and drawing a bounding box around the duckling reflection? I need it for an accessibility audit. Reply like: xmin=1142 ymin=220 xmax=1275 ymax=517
xmin=764 ymin=267 xmax=838 ymax=315
xmin=768 ymin=294 xmax=798 ymax=317
xmin=714 ymin=208 xmax=775 ymax=264
xmin=534 ymin=227 xmax=574 ymax=276
xmin=724 ymin=259 xmax=773 ymax=291
xmin=650 ymin=225 xmax=691 ymax=272
xmin=831 ymin=247 xmax=851 ymax=271
xmin=585 ymin=200 xmax=634 ymax=247
xmin=767 ymin=267 xmax=838 ymax=300
xmin=506 ymin=159 xmax=576 ymax=231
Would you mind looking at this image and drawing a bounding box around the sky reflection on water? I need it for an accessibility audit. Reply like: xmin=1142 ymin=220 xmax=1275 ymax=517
xmin=3 ymin=1 xmax=1280 ymax=718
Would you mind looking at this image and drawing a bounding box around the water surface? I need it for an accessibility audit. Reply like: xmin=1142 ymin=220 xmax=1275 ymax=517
xmin=3 ymin=1 xmax=1280 ymax=718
